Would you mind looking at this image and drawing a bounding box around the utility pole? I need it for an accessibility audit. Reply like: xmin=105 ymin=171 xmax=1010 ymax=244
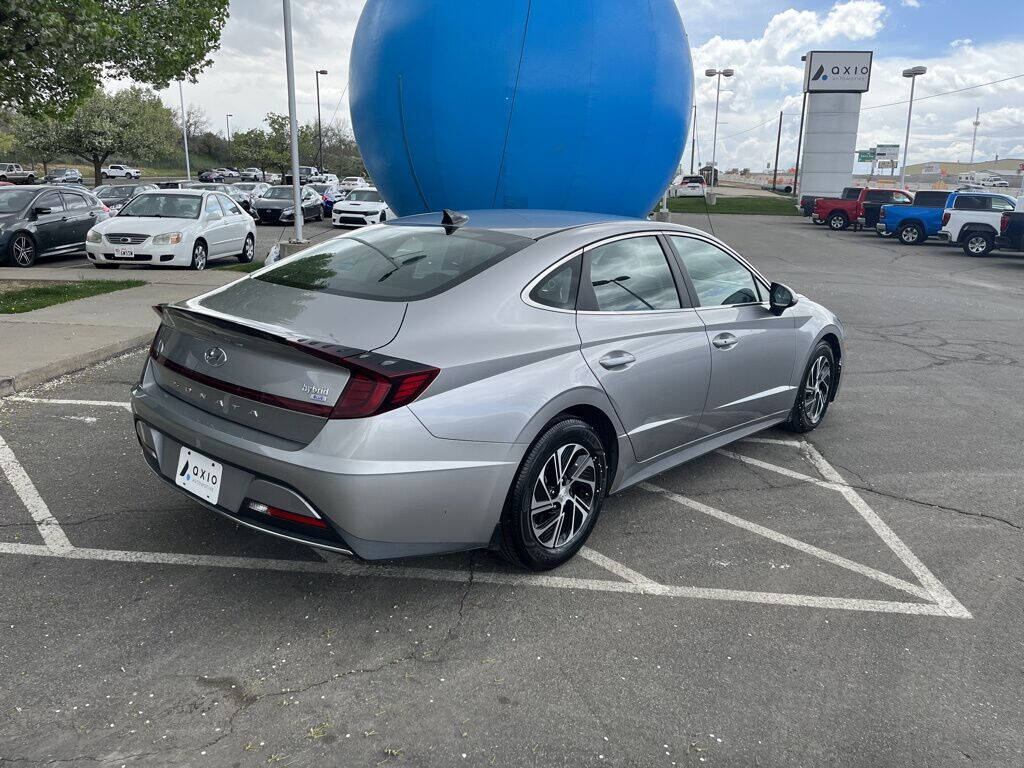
xmin=315 ymin=69 xmax=328 ymax=169
xmin=969 ymin=108 xmax=980 ymax=165
xmin=225 ymin=114 xmax=233 ymax=163
xmin=178 ymin=80 xmax=191 ymax=180
xmin=282 ymin=0 xmax=304 ymax=243
xmin=771 ymin=110 xmax=782 ymax=191
xmin=690 ymin=104 xmax=697 ymax=174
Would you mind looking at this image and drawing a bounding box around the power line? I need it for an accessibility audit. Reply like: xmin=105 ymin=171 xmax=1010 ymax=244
xmin=861 ymin=72 xmax=1024 ymax=111
xmin=326 ymin=81 xmax=350 ymax=129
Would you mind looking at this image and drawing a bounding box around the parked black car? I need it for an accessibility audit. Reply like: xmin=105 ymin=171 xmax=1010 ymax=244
xmin=197 ymin=169 xmax=226 ymax=182
xmin=43 ymin=168 xmax=84 ymax=184
xmin=0 ymin=185 xmax=109 ymax=267
xmin=999 ymin=207 xmax=1024 ymax=254
xmin=251 ymin=185 xmax=324 ymax=224
xmin=91 ymin=182 xmax=159 ymax=212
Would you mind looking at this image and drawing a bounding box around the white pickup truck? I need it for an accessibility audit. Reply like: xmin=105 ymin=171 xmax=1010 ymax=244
xmin=937 ymin=191 xmax=1021 ymax=256
xmin=100 ymin=163 xmax=142 ymax=179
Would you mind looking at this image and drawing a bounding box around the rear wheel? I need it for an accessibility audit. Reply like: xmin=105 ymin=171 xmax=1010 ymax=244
xmin=827 ymin=212 xmax=849 ymax=231
xmin=190 ymin=240 xmax=208 ymax=271
xmin=897 ymin=222 xmax=924 ymax=245
xmin=497 ymin=417 xmax=607 ymax=571
xmin=962 ymin=232 xmax=994 ymax=256
xmin=784 ymin=342 xmax=835 ymax=433
xmin=9 ymin=233 xmax=36 ymax=267
xmin=238 ymin=234 xmax=255 ymax=263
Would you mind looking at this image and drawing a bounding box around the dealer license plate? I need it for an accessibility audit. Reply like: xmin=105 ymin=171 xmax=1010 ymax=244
xmin=175 ymin=447 xmax=222 ymax=505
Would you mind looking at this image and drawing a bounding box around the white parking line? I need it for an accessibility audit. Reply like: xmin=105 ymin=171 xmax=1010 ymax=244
xmin=5 ymin=397 xmax=132 ymax=411
xmin=0 ymin=435 xmax=72 ymax=553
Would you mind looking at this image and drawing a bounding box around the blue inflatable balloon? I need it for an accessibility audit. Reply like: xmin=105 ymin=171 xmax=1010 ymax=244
xmin=349 ymin=0 xmax=693 ymax=219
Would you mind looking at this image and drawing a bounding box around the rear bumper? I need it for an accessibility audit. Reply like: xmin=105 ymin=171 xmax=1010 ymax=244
xmin=936 ymin=231 xmax=952 ymax=243
xmin=875 ymin=223 xmax=891 ymax=235
xmin=130 ymin=360 xmax=525 ymax=560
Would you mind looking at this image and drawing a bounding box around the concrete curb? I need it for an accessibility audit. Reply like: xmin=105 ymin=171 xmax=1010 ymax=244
xmin=0 ymin=333 xmax=151 ymax=397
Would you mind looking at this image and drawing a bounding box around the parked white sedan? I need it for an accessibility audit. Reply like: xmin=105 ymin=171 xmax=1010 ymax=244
xmin=85 ymin=189 xmax=256 ymax=270
xmin=331 ymin=186 xmax=392 ymax=228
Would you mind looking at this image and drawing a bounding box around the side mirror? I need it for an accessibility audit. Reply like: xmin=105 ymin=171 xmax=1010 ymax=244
xmin=33 ymin=206 xmax=53 ymax=216
xmin=769 ymin=282 xmax=797 ymax=316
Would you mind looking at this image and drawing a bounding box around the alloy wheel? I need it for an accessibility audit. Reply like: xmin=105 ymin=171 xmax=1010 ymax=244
xmin=530 ymin=443 xmax=597 ymax=549
xmin=12 ymin=235 xmax=35 ymax=267
xmin=802 ymin=355 xmax=831 ymax=425
xmin=192 ymin=244 xmax=207 ymax=270
xmin=966 ymin=235 xmax=989 ymax=255
xmin=900 ymin=226 xmax=920 ymax=244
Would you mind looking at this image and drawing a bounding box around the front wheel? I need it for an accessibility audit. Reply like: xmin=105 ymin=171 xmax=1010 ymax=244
xmin=784 ymin=342 xmax=835 ymax=433
xmin=190 ymin=241 xmax=208 ymax=271
xmin=101 ymin=172 xmax=109 ymax=179
xmin=238 ymin=234 xmax=255 ymax=263
xmin=962 ymin=232 xmax=994 ymax=257
xmin=497 ymin=417 xmax=607 ymax=571
xmin=9 ymin=233 xmax=36 ymax=267
xmin=827 ymin=212 xmax=848 ymax=231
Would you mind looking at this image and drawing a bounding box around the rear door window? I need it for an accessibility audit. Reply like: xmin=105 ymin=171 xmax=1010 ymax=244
xmin=954 ymin=195 xmax=986 ymax=210
xmin=864 ymin=191 xmax=892 ymax=203
xmin=62 ymin=192 xmax=89 ymax=210
xmin=257 ymin=226 xmax=533 ymax=301
xmin=841 ymin=188 xmax=862 ymax=200
xmin=580 ymin=236 xmax=681 ymax=312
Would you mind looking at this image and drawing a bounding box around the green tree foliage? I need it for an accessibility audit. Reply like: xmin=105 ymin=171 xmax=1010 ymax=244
xmin=58 ymin=88 xmax=178 ymax=185
xmin=0 ymin=0 xmax=230 ymax=117
xmin=11 ymin=113 xmax=64 ymax=172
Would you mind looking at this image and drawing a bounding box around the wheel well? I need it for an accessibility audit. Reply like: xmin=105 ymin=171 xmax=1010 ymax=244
xmin=899 ymin=219 xmax=924 ymax=229
xmin=821 ymin=333 xmax=842 ymax=401
xmin=828 ymin=209 xmax=847 ymax=219
xmin=961 ymin=224 xmax=996 ymax=236
xmin=556 ymin=404 xmax=620 ymax=484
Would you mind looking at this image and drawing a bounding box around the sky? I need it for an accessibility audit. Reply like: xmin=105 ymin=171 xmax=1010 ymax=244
xmin=150 ymin=0 xmax=1024 ymax=173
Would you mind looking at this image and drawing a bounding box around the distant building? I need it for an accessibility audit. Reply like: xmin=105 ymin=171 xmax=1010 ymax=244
xmin=904 ymin=158 xmax=1023 ymax=177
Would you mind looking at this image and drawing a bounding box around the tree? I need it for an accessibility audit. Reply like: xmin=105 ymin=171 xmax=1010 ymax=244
xmin=0 ymin=0 xmax=229 ymax=117
xmin=173 ymin=104 xmax=210 ymax=149
xmin=232 ymin=128 xmax=281 ymax=179
xmin=12 ymin=114 xmax=63 ymax=173
xmin=59 ymin=88 xmax=177 ymax=185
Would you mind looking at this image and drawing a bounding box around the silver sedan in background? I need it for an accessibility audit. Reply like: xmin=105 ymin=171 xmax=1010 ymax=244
xmin=131 ymin=210 xmax=843 ymax=570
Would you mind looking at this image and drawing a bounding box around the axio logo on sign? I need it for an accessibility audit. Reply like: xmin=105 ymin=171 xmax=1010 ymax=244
xmin=804 ymin=51 xmax=873 ymax=93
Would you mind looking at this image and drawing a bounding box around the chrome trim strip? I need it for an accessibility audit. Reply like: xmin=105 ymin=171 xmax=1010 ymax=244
xmin=716 ymin=385 xmax=797 ymax=410
xmin=627 ymin=415 xmax=691 ymax=436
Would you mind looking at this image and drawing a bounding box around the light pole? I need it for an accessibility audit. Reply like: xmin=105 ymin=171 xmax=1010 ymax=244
xmin=969 ymin=107 xmax=980 ymax=166
xmin=899 ymin=66 xmax=926 ymax=189
xmin=225 ymin=114 xmax=233 ymax=165
xmin=705 ymin=67 xmax=734 ymax=197
xmin=178 ymin=80 xmax=191 ymax=180
xmin=282 ymin=0 xmax=304 ymax=242
xmin=315 ymin=69 xmax=328 ymax=170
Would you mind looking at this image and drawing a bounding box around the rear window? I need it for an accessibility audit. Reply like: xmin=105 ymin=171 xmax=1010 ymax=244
xmin=841 ymin=187 xmax=862 ymax=200
xmin=864 ymin=190 xmax=892 ymax=203
xmin=682 ymin=176 xmax=704 ymax=184
xmin=257 ymin=225 xmax=534 ymax=301
xmin=914 ymin=191 xmax=950 ymax=207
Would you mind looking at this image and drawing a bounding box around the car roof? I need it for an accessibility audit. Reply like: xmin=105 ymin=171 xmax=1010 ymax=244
xmin=388 ymin=209 xmax=637 ymax=239
xmin=135 ymin=188 xmax=207 ymax=197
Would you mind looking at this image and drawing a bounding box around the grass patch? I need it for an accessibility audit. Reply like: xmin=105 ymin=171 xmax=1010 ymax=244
xmin=216 ymin=261 xmax=265 ymax=273
xmin=0 ymin=280 xmax=144 ymax=314
xmin=667 ymin=195 xmax=799 ymax=216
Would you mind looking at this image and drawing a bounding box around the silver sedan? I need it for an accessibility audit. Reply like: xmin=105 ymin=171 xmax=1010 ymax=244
xmin=131 ymin=210 xmax=844 ymax=570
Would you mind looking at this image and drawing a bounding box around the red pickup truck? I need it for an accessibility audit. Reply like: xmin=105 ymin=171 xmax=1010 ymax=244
xmin=813 ymin=187 xmax=913 ymax=231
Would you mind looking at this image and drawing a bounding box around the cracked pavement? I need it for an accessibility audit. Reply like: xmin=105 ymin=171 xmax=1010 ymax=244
xmin=1 ymin=214 xmax=1022 ymax=767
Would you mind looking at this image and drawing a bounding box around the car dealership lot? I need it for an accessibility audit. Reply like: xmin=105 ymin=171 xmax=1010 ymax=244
xmin=1 ymin=215 xmax=1022 ymax=766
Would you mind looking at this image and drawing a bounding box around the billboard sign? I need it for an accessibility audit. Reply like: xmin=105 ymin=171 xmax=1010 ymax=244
xmin=875 ymin=144 xmax=900 ymax=161
xmin=804 ymin=51 xmax=873 ymax=93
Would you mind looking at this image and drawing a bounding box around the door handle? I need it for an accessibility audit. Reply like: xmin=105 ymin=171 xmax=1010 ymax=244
xmin=599 ymin=351 xmax=636 ymax=369
xmin=712 ymin=332 xmax=739 ymax=350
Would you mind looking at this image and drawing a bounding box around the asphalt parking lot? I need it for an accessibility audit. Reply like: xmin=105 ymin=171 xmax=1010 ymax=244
xmin=1 ymin=214 xmax=1022 ymax=767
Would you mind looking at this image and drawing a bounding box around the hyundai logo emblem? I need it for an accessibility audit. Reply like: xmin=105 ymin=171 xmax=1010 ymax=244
xmin=204 ymin=347 xmax=228 ymax=367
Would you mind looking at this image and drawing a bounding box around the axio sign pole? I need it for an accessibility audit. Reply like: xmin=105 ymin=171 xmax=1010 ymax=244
xmin=796 ymin=51 xmax=873 ymax=205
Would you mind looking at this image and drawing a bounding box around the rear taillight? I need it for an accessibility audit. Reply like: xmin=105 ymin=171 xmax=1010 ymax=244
xmin=329 ymin=354 xmax=439 ymax=419
xmin=879 ymin=208 xmax=885 ymax=220
xmin=1001 ymin=213 xmax=1010 ymax=233
xmin=942 ymin=212 xmax=951 ymax=226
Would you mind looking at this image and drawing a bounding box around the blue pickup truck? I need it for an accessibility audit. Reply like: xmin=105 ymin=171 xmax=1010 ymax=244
xmin=876 ymin=190 xmax=953 ymax=244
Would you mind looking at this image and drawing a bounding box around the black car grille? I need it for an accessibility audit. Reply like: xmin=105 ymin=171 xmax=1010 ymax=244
xmin=256 ymin=209 xmax=282 ymax=222
xmin=105 ymin=233 xmax=148 ymax=245
xmin=335 ymin=215 xmax=367 ymax=225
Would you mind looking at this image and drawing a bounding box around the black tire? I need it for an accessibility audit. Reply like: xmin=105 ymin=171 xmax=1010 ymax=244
xmin=8 ymin=232 xmax=36 ymax=267
xmin=962 ymin=231 xmax=994 ymax=257
xmin=897 ymin=222 xmax=924 ymax=245
xmin=190 ymin=240 xmax=208 ymax=271
xmin=238 ymin=234 xmax=255 ymax=263
xmin=497 ymin=417 xmax=608 ymax=571
xmin=101 ymin=172 xmax=109 ymax=179
xmin=826 ymin=212 xmax=849 ymax=231
xmin=783 ymin=342 xmax=836 ymax=433
xmin=379 ymin=211 xmax=387 ymax=223
xmin=92 ymin=263 xmax=119 ymax=270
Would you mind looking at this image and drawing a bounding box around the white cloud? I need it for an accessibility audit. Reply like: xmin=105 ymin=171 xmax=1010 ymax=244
xmin=900 ymin=0 xmax=921 ymax=8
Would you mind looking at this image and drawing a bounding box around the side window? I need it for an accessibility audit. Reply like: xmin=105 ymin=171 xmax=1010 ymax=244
xmin=892 ymin=192 xmax=912 ymax=204
xmin=219 ymin=195 xmax=242 ymax=215
xmin=36 ymin=191 xmax=65 ymax=211
xmin=529 ymin=255 xmax=581 ymax=310
xmin=583 ymin=237 xmax=680 ymax=312
xmin=865 ymin=190 xmax=890 ymax=203
xmin=63 ymin=192 xmax=89 ymax=210
xmin=204 ymin=195 xmax=224 ymax=217
xmin=670 ymin=236 xmax=760 ymax=307
xmin=990 ymin=198 xmax=1015 ymax=212
xmin=954 ymin=195 xmax=984 ymax=210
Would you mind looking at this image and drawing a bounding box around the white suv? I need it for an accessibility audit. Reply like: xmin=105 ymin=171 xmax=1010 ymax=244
xmin=938 ymin=192 xmax=1020 ymax=256
xmin=101 ymin=164 xmax=141 ymax=179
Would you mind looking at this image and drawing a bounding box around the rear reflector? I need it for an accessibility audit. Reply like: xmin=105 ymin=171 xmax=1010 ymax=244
xmin=248 ymin=499 xmax=327 ymax=529
xmin=942 ymin=212 xmax=951 ymax=226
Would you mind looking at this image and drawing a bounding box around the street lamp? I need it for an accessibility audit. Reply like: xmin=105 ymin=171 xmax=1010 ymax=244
xmin=178 ymin=80 xmax=191 ymax=180
xmin=225 ymin=113 xmax=233 ymax=164
xmin=315 ymin=69 xmax=328 ymax=170
xmin=899 ymin=66 xmax=926 ymax=189
xmin=705 ymin=67 xmax=734 ymax=195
